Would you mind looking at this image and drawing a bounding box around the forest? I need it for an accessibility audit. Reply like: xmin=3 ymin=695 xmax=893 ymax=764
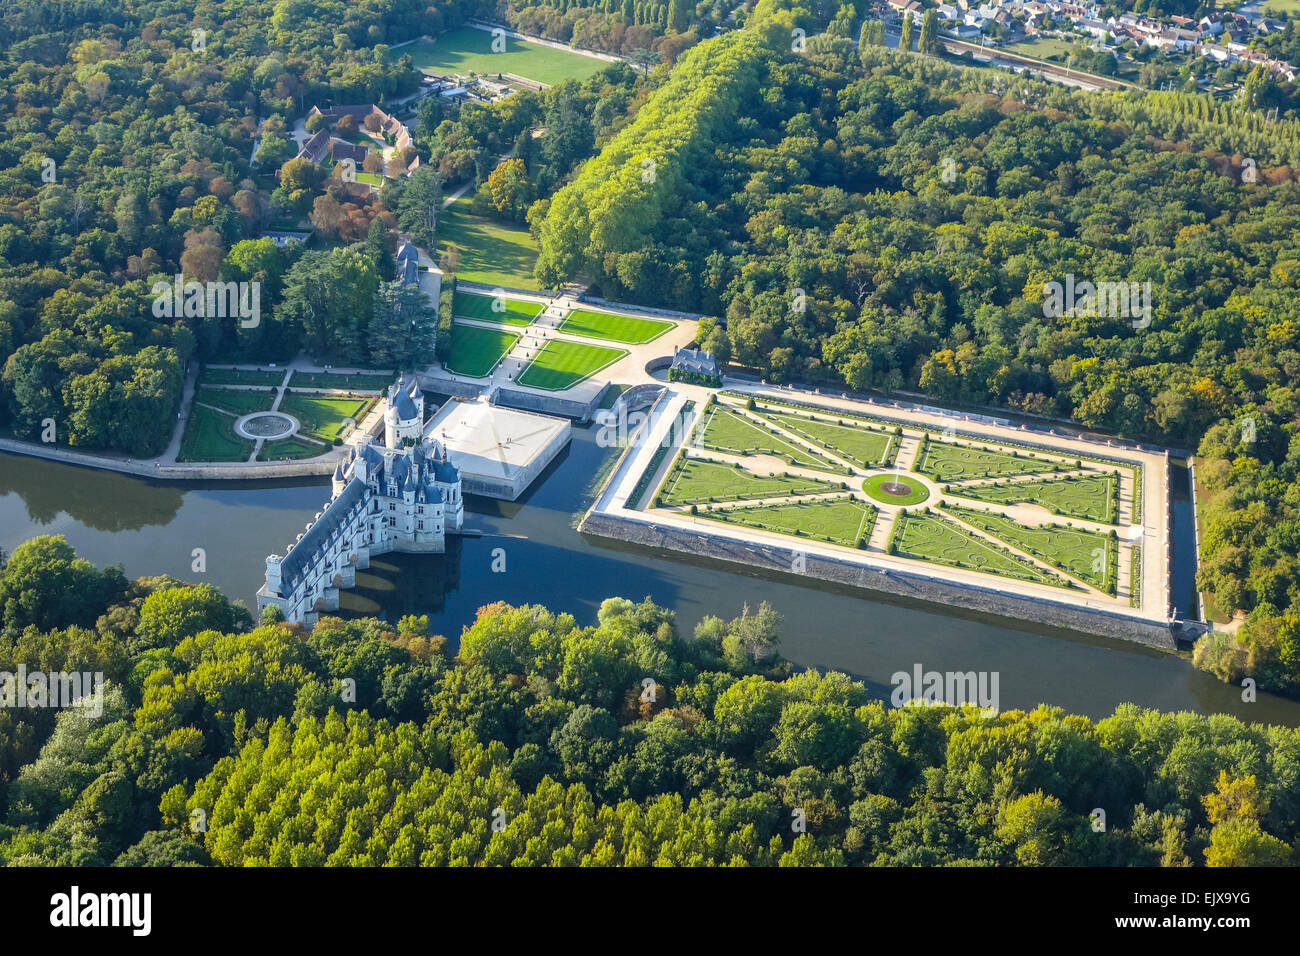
xmin=533 ymin=0 xmax=1300 ymax=691
xmin=0 ymin=534 xmax=1294 ymax=866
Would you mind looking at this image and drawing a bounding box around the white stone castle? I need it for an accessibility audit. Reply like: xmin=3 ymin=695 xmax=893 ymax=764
xmin=257 ymin=376 xmax=463 ymax=625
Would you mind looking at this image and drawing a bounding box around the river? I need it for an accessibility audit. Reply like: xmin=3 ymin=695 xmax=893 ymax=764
xmin=2 ymin=427 xmax=1296 ymax=726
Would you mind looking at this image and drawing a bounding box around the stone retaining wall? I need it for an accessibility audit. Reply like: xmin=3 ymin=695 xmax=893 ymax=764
xmin=0 ymin=438 xmax=338 ymax=481
xmin=493 ymin=386 xmax=600 ymax=422
xmin=579 ymin=511 xmax=1178 ymax=649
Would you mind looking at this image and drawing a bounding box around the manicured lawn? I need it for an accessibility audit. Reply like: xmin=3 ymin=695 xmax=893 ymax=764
xmin=916 ymin=438 xmax=1066 ymax=481
xmin=258 ymin=436 xmax=331 ymax=461
xmin=557 ymin=308 xmax=674 ymax=345
xmin=943 ymin=504 xmax=1116 ymax=594
xmin=863 ymin=472 xmax=930 ymax=506
xmin=760 ymin=410 xmax=895 ymax=468
xmin=199 ymin=367 xmax=285 ymax=387
xmin=438 ymin=196 xmax=539 ymax=289
xmin=193 ymin=387 xmax=278 ymax=417
xmin=706 ymin=497 xmax=876 ymax=548
xmin=288 ymin=371 xmax=393 ymax=391
xmin=516 ymin=339 xmax=627 ymax=390
xmin=658 ymin=456 xmax=841 ymax=506
xmin=177 ymin=405 xmax=254 ymax=463
xmin=411 ymin=28 xmax=609 ymax=86
xmin=696 ymin=406 xmax=847 ymax=473
xmin=445 ymin=324 xmax=519 ymax=377
xmin=453 ymin=290 xmax=541 ymax=326
xmin=355 ymin=172 xmax=383 ymax=186
xmin=279 ymin=394 xmax=376 ymax=442
xmin=892 ymin=511 xmax=1064 ymax=586
xmin=946 ymin=474 xmax=1118 ymax=523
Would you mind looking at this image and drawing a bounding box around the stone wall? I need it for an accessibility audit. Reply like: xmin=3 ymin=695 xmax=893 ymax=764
xmin=0 ymin=438 xmax=339 ymax=481
xmin=493 ymin=386 xmax=600 ymax=422
xmin=579 ymin=511 xmax=1178 ymax=649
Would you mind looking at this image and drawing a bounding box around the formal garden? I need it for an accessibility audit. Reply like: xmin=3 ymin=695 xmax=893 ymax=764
xmin=637 ymin=395 xmax=1145 ymax=604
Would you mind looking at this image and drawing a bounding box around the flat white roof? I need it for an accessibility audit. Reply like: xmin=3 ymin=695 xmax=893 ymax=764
xmin=425 ymin=398 xmax=569 ymax=479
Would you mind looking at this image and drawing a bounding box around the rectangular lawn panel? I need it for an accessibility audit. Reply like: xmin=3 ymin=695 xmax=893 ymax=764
xmin=280 ymin=394 xmax=376 ymax=442
xmin=411 ymin=29 xmax=608 ymax=86
xmin=945 ymin=474 xmax=1118 ymax=523
xmin=892 ymin=511 xmax=1065 ymax=586
xmin=193 ymin=387 xmax=278 ymax=416
xmin=916 ymin=438 xmax=1066 ymax=481
xmin=453 ymin=290 xmax=541 ymax=326
xmin=696 ymin=406 xmax=848 ymax=474
xmin=259 ymin=436 xmax=330 ymax=461
xmin=558 ymin=308 xmax=674 ymax=344
xmin=288 ymin=371 xmax=392 ymax=391
xmin=177 ymin=405 xmax=254 ymax=462
xmin=658 ymin=456 xmax=842 ymax=505
xmin=445 ymin=324 xmax=519 ymax=377
xmin=438 ymin=197 xmax=540 ymax=289
xmin=198 ymin=367 xmax=284 ymax=387
xmin=759 ymin=410 xmax=895 ymax=468
xmin=516 ymin=339 xmax=627 ymax=391
xmin=707 ymin=498 xmax=877 ymax=548
xmin=943 ymin=504 xmax=1117 ymax=594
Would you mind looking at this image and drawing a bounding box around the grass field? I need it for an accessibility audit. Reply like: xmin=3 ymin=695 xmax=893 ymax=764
xmin=893 ymin=511 xmax=1064 ymax=586
xmin=288 ymin=371 xmax=392 ymax=391
xmin=453 ymin=290 xmax=541 ymax=326
xmin=177 ymin=405 xmax=254 ymax=462
xmin=1263 ymin=0 xmax=1300 ymax=16
xmin=198 ymin=367 xmax=284 ymax=387
xmin=760 ymin=410 xmax=895 ymax=468
xmin=279 ymin=394 xmax=376 ymax=442
xmin=516 ymin=339 xmax=627 ymax=390
xmin=411 ymin=29 xmax=609 ymax=86
xmin=707 ymin=498 xmax=876 ymax=548
xmin=658 ymin=456 xmax=841 ymax=505
xmin=439 ymin=196 xmax=540 ymax=289
xmin=946 ymin=474 xmax=1117 ymax=523
xmin=916 ymin=439 xmax=1065 ymax=481
xmin=558 ymin=308 xmax=674 ymax=344
xmin=445 ymin=324 xmax=519 ymax=377
xmin=193 ymin=387 xmax=278 ymax=416
xmin=944 ymin=504 xmax=1116 ymax=594
xmin=696 ymin=406 xmax=846 ymax=473
xmin=258 ymin=436 xmax=330 ymax=461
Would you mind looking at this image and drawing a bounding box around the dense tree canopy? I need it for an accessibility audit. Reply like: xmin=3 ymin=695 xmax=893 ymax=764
xmin=0 ymin=539 xmax=1296 ymax=867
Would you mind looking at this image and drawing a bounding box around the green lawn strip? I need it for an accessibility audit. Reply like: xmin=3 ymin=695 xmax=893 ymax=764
xmin=557 ymin=308 xmax=674 ymax=344
xmin=702 ymin=496 xmax=876 ymax=548
xmin=656 ymin=456 xmax=845 ymax=506
xmin=198 ymin=367 xmax=284 ymax=387
xmin=258 ymin=436 xmax=331 ymax=461
xmin=193 ymin=387 xmax=279 ymax=417
xmin=411 ymin=28 xmax=608 ymax=86
xmin=943 ymin=474 xmax=1118 ymax=523
xmin=942 ymin=503 xmax=1117 ymax=595
xmin=439 ymin=196 xmax=540 ymax=289
xmin=754 ymin=408 xmax=896 ymax=468
xmin=453 ymin=290 xmax=542 ymax=326
xmin=279 ymin=394 xmax=376 ymax=442
xmin=890 ymin=510 xmax=1068 ymax=587
xmin=516 ymin=339 xmax=628 ymax=391
xmin=1130 ymin=544 xmax=1143 ymax=608
xmin=177 ymin=404 xmax=255 ymax=462
xmin=445 ymin=324 xmax=520 ymax=377
xmin=696 ymin=406 xmax=848 ymax=474
xmin=288 ymin=371 xmax=393 ymax=391
xmin=915 ymin=436 xmax=1069 ymax=481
